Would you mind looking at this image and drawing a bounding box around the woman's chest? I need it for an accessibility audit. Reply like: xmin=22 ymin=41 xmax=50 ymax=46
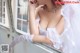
xmin=39 ymin=11 xmax=64 ymax=35
xmin=39 ymin=17 xmax=64 ymax=35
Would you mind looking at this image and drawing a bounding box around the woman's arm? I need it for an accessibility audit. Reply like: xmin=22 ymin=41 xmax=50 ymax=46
xmin=29 ymin=0 xmax=44 ymax=35
xmin=29 ymin=0 xmax=39 ymax=35
xmin=28 ymin=0 xmax=53 ymax=45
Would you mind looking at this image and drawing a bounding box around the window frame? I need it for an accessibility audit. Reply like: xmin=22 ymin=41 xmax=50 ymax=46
xmin=14 ymin=0 xmax=29 ymax=35
xmin=0 ymin=0 xmax=9 ymax=28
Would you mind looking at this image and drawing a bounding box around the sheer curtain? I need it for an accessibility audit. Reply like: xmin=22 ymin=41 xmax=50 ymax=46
xmin=62 ymin=3 xmax=80 ymax=53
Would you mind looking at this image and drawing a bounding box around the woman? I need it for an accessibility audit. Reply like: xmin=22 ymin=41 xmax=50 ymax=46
xmin=29 ymin=0 xmax=64 ymax=49
xmin=9 ymin=0 xmax=80 ymax=53
xmin=10 ymin=0 xmax=64 ymax=51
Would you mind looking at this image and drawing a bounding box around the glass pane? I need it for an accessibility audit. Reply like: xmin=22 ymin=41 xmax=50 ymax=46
xmin=0 ymin=9 xmax=1 ymax=17
xmin=0 ymin=0 xmax=2 ymax=17
xmin=18 ymin=0 xmax=20 ymax=6
xmin=23 ymin=0 xmax=27 ymax=2
xmin=0 ymin=12 xmax=1 ymax=17
xmin=22 ymin=21 xmax=28 ymax=32
xmin=23 ymin=14 xmax=28 ymax=20
xmin=0 ymin=17 xmax=2 ymax=22
xmin=0 ymin=0 xmax=1 ymax=2
xmin=0 ymin=7 xmax=1 ymax=11
xmin=17 ymin=19 xmax=21 ymax=30
xmin=3 ymin=18 xmax=5 ymax=24
xmin=3 ymin=2 xmax=5 ymax=6
xmin=0 ymin=0 xmax=6 ymax=24
xmin=2 ymin=14 xmax=5 ymax=18
xmin=2 ymin=8 xmax=5 ymax=12
xmin=18 ymin=0 xmax=27 ymax=6
xmin=0 ymin=2 xmax=2 ymax=14
xmin=17 ymin=8 xmax=21 ymax=18
xmin=0 ymin=2 xmax=1 ymax=6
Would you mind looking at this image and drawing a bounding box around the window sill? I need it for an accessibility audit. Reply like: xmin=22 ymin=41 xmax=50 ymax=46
xmin=34 ymin=43 xmax=62 ymax=53
xmin=0 ymin=23 xmax=10 ymax=31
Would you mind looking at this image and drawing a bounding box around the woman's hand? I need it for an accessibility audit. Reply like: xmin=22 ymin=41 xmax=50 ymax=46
xmin=29 ymin=0 xmax=44 ymax=19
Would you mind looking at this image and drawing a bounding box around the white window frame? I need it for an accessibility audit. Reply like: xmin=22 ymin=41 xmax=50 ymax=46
xmin=13 ymin=0 xmax=29 ymax=35
xmin=0 ymin=0 xmax=9 ymax=28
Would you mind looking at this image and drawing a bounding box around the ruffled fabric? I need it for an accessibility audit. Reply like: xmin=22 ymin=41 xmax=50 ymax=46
xmin=61 ymin=4 xmax=80 ymax=53
xmin=36 ymin=3 xmax=80 ymax=53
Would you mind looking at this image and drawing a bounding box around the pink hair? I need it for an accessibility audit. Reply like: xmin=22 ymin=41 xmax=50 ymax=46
xmin=51 ymin=0 xmax=64 ymax=5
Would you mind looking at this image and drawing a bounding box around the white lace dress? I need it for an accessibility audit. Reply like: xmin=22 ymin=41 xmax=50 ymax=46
xmin=61 ymin=4 xmax=80 ymax=53
xmin=36 ymin=4 xmax=80 ymax=53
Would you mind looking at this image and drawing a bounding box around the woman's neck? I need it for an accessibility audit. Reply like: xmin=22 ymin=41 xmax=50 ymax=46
xmin=45 ymin=1 xmax=54 ymax=12
xmin=46 ymin=9 xmax=62 ymax=22
xmin=45 ymin=1 xmax=62 ymax=12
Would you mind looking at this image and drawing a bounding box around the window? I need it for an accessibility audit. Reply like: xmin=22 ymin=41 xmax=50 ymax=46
xmin=14 ymin=0 xmax=29 ymax=34
xmin=0 ymin=0 xmax=9 ymax=28
xmin=0 ymin=0 xmax=5 ymax=24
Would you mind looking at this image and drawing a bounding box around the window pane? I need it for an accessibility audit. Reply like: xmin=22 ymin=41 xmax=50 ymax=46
xmin=3 ymin=2 xmax=5 ymax=6
xmin=0 ymin=0 xmax=2 ymax=17
xmin=0 ymin=0 xmax=5 ymax=23
xmin=0 ymin=0 xmax=1 ymax=2
xmin=0 ymin=17 xmax=2 ymax=22
xmin=23 ymin=14 xmax=28 ymax=20
xmin=23 ymin=0 xmax=27 ymax=2
xmin=0 ymin=8 xmax=1 ymax=17
xmin=16 ymin=0 xmax=29 ymax=33
xmin=18 ymin=0 xmax=27 ymax=6
xmin=0 ymin=0 xmax=2 ymax=22
xmin=18 ymin=0 xmax=20 ymax=6
xmin=17 ymin=8 xmax=21 ymax=19
xmin=0 ymin=0 xmax=2 ymax=2
xmin=17 ymin=20 xmax=21 ymax=30
xmin=0 ymin=7 xmax=1 ymax=11
xmin=2 ymin=14 xmax=5 ymax=18
xmin=0 ymin=13 xmax=1 ymax=17
xmin=22 ymin=21 xmax=27 ymax=32
xmin=3 ymin=18 xmax=5 ymax=24
xmin=2 ymin=8 xmax=5 ymax=12
xmin=0 ymin=2 xmax=1 ymax=6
